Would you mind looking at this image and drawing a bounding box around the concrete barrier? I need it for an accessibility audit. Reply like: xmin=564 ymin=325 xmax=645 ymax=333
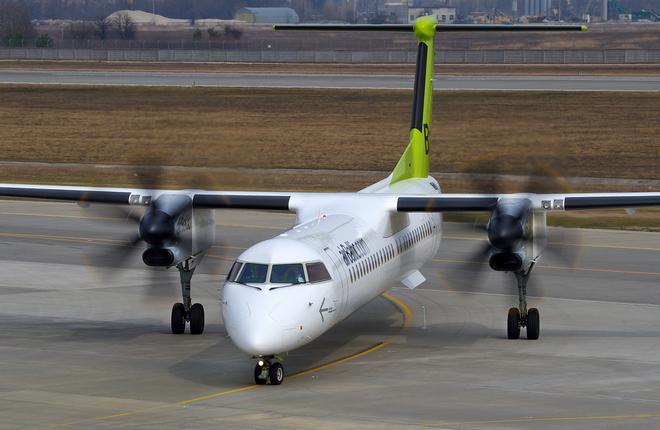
xmin=1 ymin=48 xmax=659 ymax=64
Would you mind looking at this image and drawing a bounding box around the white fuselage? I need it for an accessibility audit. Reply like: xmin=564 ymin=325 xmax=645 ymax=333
xmin=222 ymin=176 xmax=442 ymax=356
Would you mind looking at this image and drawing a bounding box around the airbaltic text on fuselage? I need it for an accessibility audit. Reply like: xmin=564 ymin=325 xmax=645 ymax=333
xmin=337 ymin=239 xmax=370 ymax=266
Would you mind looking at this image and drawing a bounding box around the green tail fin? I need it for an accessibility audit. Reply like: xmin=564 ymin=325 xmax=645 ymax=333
xmin=390 ymin=16 xmax=437 ymax=186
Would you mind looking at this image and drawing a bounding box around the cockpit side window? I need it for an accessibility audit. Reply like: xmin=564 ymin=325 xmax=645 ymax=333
xmin=270 ymin=264 xmax=306 ymax=284
xmin=227 ymin=261 xmax=243 ymax=282
xmin=306 ymin=262 xmax=332 ymax=283
xmin=238 ymin=263 xmax=268 ymax=284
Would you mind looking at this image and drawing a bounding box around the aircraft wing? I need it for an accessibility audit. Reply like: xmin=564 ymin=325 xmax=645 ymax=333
xmin=395 ymin=193 xmax=660 ymax=212
xmin=2 ymin=184 xmax=660 ymax=213
xmin=0 ymin=184 xmax=294 ymax=210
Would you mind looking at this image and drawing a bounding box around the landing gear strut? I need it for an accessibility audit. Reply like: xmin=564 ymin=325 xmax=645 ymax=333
xmin=254 ymin=358 xmax=284 ymax=386
xmin=171 ymin=260 xmax=205 ymax=335
xmin=507 ymin=260 xmax=540 ymax=340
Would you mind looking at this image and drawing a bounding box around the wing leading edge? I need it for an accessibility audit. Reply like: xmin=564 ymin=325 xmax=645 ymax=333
xmin=2 ymin=184 xmax=660 ymax=213
xmin=396 ymin=193 xmax=660 ymax=213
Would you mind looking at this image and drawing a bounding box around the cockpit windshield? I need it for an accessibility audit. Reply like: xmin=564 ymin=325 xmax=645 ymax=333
xmin=237 ymin=263 xmax=268 ymax=284
xmin=270 ymin=264 xmax=306 ymax=284
xmin=227 ymin=261 xmax=242 ymax=282
xmin=306 ymin=262 xmax=332 ymax=283
xmin=227 ymin=260 xmax=332 ymax=286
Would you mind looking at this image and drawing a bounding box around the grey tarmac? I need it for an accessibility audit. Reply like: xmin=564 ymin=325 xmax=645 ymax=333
xmin=2 ymin=200 xmax=660 ymax=429
xmin=0 ymin=69 xmax=659 ymax=91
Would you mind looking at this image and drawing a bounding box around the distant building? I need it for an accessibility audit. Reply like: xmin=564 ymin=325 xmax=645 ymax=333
xmin=234 ymin=7 xmax=299 ymax=24
xmin=523 ymin=0 xmax=551 ymax=17
xmin=407 ymin=6 xmax=456 ymax=23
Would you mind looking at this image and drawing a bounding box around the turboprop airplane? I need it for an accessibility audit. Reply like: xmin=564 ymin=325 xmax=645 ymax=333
xmin=3 ymin=17 xmax=660 ymax=385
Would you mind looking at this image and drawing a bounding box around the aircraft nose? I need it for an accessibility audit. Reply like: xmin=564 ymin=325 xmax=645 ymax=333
xmin=232 ymin=329 xmax=284 ymax=356
xmin=223 ymin=284 xmax=287 ymax=356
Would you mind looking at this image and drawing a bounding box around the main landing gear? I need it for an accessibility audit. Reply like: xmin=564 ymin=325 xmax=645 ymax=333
xmin=254 ymin=357 xmax=284 ymax=386
xmin=171 ymin=260 xmax=205 ymax=335
xmin=507 ymin=260 xmax=540 ymax=340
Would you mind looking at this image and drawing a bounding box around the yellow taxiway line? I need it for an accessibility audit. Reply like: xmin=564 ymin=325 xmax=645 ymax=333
xmin=178 ymin=292 xmax=409 ymax=405
xmin=38 ymin=282 xmax=411 ymax=430
xmin=383 ymin=291 xmax=413 ymax=328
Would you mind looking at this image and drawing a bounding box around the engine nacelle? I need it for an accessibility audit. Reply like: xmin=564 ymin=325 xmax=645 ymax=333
xmin=487 ymin=198 xmax=532 ymax=251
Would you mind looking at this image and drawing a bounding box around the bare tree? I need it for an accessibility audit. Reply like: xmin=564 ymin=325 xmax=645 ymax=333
xmin=69 ymin=21 xmax=94 ymax=39
xmin=111 ymin=13 xmax=135 ymax=40
xmin=0 ymin=0 xmax=35 ymax=43
xmin=94 ymin=16 xmax=110 ymax=40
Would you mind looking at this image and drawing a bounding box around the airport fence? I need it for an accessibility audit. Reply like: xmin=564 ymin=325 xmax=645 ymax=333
xmin=1 ymin=47 xmax=660 ymax=64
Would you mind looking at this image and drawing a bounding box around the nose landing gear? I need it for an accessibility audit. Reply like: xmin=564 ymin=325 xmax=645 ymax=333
xmin=254 ymin=358 xmax=284 ymax=385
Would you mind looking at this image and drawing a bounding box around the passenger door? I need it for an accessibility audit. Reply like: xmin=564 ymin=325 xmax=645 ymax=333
xmin=323 ymin=247 xmax=348 ymax=318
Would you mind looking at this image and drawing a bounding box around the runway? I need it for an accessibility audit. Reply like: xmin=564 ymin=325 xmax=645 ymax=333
xmin=3 ymin=200 xmax=660 ymax=429
xmin=0 ymin=69 xmax=659 ymax=91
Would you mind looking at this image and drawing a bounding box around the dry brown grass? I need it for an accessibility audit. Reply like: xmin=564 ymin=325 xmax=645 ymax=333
xmin=1 ymin=85 xmax=657 ymax=178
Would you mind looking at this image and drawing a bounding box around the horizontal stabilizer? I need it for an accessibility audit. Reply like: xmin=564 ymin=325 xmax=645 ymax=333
xmin=274 ymin=24 xmax=587 ymax=32
xmin=400 ymin=270 xmax=426 ymax=290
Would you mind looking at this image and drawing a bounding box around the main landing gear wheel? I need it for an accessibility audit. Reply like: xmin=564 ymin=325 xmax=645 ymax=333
xmin=170 ymin=260 xmax=205 ymax=335
xmin=189 ymin=303 xmax=205 ymax=335
xmin=171 ymin=302 xmax=186 ymax=334
xmin=507 ymin=307 xmax=520 ymax=340
xmin=508 ymin=264 xmax=541 ymax=340
xmin=526 ymin=308 xmax=540 ymax=340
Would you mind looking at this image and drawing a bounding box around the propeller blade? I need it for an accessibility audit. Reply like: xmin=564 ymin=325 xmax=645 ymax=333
xmin=452 ymin=241 xmax=492 ymax=293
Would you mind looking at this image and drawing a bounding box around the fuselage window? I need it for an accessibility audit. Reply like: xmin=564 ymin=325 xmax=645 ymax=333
xmin=238 ymin=263 xmax=268 ymax=284
xmin=306 ymin=262 xmax=332 ymax=283
xmin=227 ymin=261 xmax=243 ymax=282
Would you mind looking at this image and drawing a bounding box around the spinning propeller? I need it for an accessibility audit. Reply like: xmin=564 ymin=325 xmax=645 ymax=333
xmin=454 ymin=161 xmax=582 ymax=295
xmin=81 ymin=162 xmax=225 ymax=300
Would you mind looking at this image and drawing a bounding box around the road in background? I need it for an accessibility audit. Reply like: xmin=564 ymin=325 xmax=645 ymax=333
xmin=3 ymin=201 xmax=660 ymax=429
xmin=0 ymin=69 xmax=659 ymax=91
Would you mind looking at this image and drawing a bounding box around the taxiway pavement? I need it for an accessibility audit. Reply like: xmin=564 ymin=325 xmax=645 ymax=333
xmin=2 ymin=201 xmax=660 ymax=429
xmin=0 ymin=70 xmax=658 ymax=91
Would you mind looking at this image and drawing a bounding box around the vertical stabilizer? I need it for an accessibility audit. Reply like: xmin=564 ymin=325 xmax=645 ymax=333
xmin=390 ymin=16 xmax=437 ymax=186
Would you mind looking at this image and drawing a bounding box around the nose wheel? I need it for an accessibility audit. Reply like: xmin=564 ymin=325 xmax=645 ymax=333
xmin=507 ymin=263 xmax=540 ymax=340
xmin=254 ymin=359 xmax=284 ymax=385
